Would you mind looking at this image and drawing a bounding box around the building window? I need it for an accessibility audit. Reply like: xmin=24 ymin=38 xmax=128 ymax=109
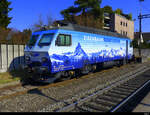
xmin=126 ymin=32 xmax=128 ymax=36
xmin=120 ymin=21 xmax=122 ymax=26
xmin=123 ymin=31 xmax=125 ymax=35
xmin=56 ymin=34 xmax=72 ymax=46
xmin=123 ymin=22 xmax=125 ymax=26
xmin=126 ymin=23 xmax=127 ymax=27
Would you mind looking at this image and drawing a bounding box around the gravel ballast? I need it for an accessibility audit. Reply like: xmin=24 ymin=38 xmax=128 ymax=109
xmin=0 ymin=62 xmax=149 ymax=112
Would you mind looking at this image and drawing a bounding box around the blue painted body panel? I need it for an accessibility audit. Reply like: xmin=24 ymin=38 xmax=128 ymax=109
xmin=24 ymin=29 xmax=133 ymax=74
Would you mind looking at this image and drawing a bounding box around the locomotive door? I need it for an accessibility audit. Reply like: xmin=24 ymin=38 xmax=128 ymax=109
xmin=126 ymin=40 xmax=128 ymax=60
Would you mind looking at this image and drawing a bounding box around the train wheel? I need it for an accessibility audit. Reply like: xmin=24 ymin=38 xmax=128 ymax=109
xmin=81 ymin=64 xmax=92 ymax=74
xmin=53 ymin=72 xmax=62 ymax=83
xmin=119 ymin=59 xmax=124 ymax=66
xmin=75 ymin=69 xmax=82 ymax=79
xmin=91 ymin=64 xmax=97 ymax=73
xmin=96 ymin=63 xmax=104 ymax=72
xmin=117 ymin=60 xmax=122 ymax=67
xmin=123 ymin=59 xmax=127 ymax=65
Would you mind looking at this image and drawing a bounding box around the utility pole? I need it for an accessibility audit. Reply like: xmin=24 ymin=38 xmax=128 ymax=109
xmin=138 ymin=13 xmax=142 ymax=57
xmin=136 ymin=0 xmax=150 ymax=62
xmin=138 ymin=13 xmax=150 ymax=57
xmin=138 ymin=0 xmax=143 ymax=58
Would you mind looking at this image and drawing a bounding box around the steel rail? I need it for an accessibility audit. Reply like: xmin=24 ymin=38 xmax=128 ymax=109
xmin=56 ymin=67 xmax=150 ymax=112
xmin=110 ymin=79 xmax=150 ymax=112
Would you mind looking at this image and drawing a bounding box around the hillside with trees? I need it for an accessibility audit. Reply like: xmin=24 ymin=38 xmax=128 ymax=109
xmin=61 ymin=0 xmax=103 ymax=29
xmin=0 ymin=0 xmax=12 ymax=28
xmin=0 ymin=0 xmax=31 ymax=45
xmin=60 ymin=0 xmax=133 ymax=29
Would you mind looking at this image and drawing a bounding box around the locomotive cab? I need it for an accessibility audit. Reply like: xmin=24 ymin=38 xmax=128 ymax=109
xmin=24 ymin=30 xmax=56 ymax=79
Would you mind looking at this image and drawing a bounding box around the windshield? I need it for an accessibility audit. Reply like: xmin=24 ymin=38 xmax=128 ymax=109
xmin=38 ymin=33 xmax=54 ymax=46
xmin=27 ymin=35 xmax=39 ymax=46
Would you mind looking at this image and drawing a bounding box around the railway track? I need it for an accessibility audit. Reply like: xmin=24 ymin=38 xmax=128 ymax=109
xmin=0 ymin=64 xmax=128 ymax=101
xmin=0 ymin=83 xmax=39 ymax=101
xmin=0 ymin=62 xmax=150 ymax=112
xmin=45 ymin=65 xmax=150 ymax=112
xmin=0 ymin=76 xmax=80 ymax=101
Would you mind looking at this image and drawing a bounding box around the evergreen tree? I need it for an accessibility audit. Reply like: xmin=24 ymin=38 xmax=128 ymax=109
xmin=102 ymin=5 xmax=113 ymax=14
xmin=128 ymin=13 xmax=132 ymax=20
xmin=61 ymin=0 xmax=102 ymax=20
xmin=74 ymin=0 xmax=102 ymax=15
xmin=60 ymin=0 xmax=103 ymax=28
xmin=61 ymin=6 xmax=81 ymax=22
xmin=114 ymin=8 xmax=132 ymax=20
xmin=114 ymin=8 xmax=123 ymax=15
xmin=0 ymin=0 xmax=12 ymax=28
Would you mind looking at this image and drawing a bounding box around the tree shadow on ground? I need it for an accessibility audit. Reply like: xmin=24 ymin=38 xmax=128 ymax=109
xmin=27 ymin=88 xmax=61 ymax=103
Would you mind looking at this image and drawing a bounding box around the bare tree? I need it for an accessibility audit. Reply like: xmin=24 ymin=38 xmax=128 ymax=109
xmin=47 ymin=12 xmax=54 ymax=27
xmin=32 ymin=14 xmax=44 ymax=31
xmin=32 ymin=12 xmax=55 ymax=31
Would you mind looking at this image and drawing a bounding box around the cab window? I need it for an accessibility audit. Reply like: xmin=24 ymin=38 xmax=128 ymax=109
xmin=38 ymin=33 xmax=54 ymax=46
xmin=56 ymin=34 xmax=72 ymax=46
xmin=27 ymin=35 xmax=39 ymax=46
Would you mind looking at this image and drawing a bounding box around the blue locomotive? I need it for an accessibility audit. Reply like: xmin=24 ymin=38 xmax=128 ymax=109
xmin=24 ymin=23 xmax=133 ymax=82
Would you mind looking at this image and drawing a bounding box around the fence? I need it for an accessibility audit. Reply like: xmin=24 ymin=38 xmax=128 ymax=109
xmin=134 ymin=48 xmax=150 ymax=62
xmin=0 ymin=44 xmax=26 ymax=73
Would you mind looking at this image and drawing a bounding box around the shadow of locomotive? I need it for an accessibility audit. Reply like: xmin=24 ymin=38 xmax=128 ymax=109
xmin=7 ymin=56 xmax=114 ymax=83
xmin=8 ymin=56 xmax=42 ymax=86
xmin=27 ymin=88 xmax=61 ymax=103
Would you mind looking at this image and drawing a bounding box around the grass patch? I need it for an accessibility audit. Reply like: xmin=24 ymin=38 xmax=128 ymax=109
xmin=0 ymin=72 xmax=20 ymax=85
xmin=0 ymin=69 xmax=33 ymax=85
xmin=147 ymin=58 xmax=150 ymax=61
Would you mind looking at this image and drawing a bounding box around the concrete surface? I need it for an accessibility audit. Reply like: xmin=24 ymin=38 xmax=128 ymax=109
xmin=0 ymin=44 xmax=25 ymax=72
xmin=133 ymin=91 xmax=150 ymax=112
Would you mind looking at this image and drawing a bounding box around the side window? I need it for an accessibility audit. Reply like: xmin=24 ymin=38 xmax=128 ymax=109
xmin=65 ymin=35 xmax=71 ymax=46
xmin=59 ymin=35 xmax=65 ymax=46
xmin=56 ymin=34 xmax=72 ymax=46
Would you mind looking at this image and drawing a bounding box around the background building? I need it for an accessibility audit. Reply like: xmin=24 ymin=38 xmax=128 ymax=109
xmin=103 ymin=13 xmax=111 ymax=31
xmin=134 ymin=32 xmax=150 ymax=43
xmin=103 ymin=13 xmax=134 ymax=40
xmin=54 ymin=13 xmax=135 ymax=40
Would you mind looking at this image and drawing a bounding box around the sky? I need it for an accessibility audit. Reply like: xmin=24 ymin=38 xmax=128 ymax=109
xmin=8 ymin=0 xmax=150 ymax=32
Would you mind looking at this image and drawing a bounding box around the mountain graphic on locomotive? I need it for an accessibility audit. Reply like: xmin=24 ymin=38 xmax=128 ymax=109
xmin=24 ymin=23 xmax=134 ymax=83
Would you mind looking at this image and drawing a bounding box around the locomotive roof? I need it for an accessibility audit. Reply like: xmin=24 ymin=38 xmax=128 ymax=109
xmin=37 ymin=23 xmax=130 ymax=40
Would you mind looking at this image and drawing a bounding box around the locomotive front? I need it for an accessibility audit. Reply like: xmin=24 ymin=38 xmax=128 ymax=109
xmin=24 ymin=31 xmax=55 ymax=79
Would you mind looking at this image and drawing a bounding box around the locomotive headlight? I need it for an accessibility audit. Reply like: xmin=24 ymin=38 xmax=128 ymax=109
xmin=42 ymin=57 xmax=48 ymax=63
xmin=25 ymin=56 xmax=30 ymax=61
xmin=40 ymin=67 xmax=48 ymax=71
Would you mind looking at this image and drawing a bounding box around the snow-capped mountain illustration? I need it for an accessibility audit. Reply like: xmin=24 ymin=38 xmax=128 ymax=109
xmin=50 ymin=42 xmax=127 ymax=72
xmin=74 ymin=43 xmax=87 ymax=56
xmin=74 ymin=43 xmax=88 ymax=59
xmin=51 ymin=54 xmax=69 ymax=61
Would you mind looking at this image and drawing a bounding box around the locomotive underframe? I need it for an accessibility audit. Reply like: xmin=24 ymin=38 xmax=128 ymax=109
xmin=24 ymin=57 xmax=135 ymax=83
